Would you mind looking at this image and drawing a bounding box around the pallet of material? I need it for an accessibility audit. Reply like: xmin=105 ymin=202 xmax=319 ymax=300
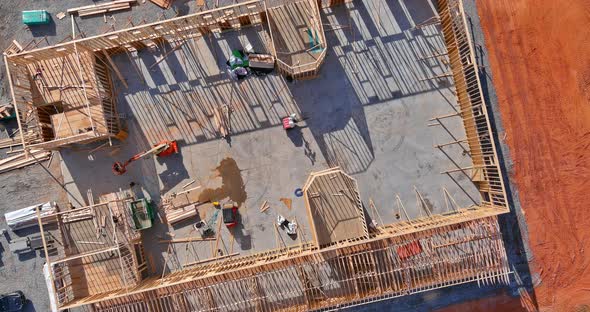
xmin=248 ymin=53 xmax=275 ymax=69
xmin=68 ymin=0 xmax=136 ymax=16
xmin=5 ymin=201 xmax=57 ymax=230
xmin=0 ymin=149 xmax=51 ymax=174
xmin=62 ymin=208 xmax=95 ymax=223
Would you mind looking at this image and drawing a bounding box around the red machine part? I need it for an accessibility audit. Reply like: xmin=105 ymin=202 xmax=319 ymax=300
xmin=112 ymin=140 xmax=178 ymax=175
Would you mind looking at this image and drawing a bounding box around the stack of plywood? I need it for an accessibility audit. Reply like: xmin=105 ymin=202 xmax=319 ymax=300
xmin=68 ymin=0 xmax=136 ymax=17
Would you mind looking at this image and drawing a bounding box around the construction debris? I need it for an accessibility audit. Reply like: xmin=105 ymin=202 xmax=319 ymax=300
xmin=259 ymin=200 xmax=269 ymax=212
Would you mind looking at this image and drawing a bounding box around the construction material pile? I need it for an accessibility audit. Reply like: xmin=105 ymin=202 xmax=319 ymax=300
xmin=0 ymin=149 xmax=50 ymax=174
xmin=67 ymin=0 xmax=136 ymax=17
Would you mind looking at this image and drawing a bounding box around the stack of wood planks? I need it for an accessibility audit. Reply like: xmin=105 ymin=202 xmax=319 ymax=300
xmin=149 ymin=0 xmax=174 ymax=9
xmin=0 ymin=137 xmax=21 ymax=149
xmin=0 ymin=149 xmax=51 ymax=174
xmin=161 ymin=186 xmax=207 ymax=224
xmin=68 ymin=0 xmax=136 ymax=17
xmin=62 ymin=208 xmax=94 ymax=223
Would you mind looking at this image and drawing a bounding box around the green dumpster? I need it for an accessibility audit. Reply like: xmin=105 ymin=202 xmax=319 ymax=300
xmin=22 ymin=10 xmax=50 ymax=26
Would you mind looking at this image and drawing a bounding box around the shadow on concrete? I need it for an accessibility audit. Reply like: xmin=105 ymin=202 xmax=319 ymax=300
xmin=156 ymin=143 xmax=189 ymax=194
xmin=29 ymin=15 xmax=56 ymax=38
xmin=171 ymin=0 xmax=191 ymax=16
xmin=230 ymin=212 xmax=252 ymax=251
xmin=22 ymin=300 xmax=37 ymax=312
xmin=284 ymin=0 xmax=455 ymax=175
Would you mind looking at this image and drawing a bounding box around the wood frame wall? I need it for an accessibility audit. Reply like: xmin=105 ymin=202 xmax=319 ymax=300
xmin=303 ymin=168 xmax=369 ymax=247
xmin=268 ymin=0 xmax=327 ymax=79
xmin=71 ymin=213 xmax=509 ymax=311
xmin=5 ymin=0 xmax=328 ymax=150
xmin=438 ymin=0 xmax=509 ymax=209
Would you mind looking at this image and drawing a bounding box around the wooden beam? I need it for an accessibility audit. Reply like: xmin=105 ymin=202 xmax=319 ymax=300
xmin=101 ymin=50 xmax=128 ymax=89
xmin=183 ymin=252 xmax=239 ymax=267
xmin=149 ymin=40 xmax=186 ymax=70
xmin=159 ymin=237 xmax=215 ymax=243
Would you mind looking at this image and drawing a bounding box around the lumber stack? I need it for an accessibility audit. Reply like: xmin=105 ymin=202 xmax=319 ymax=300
xmin=161 ymin=186 xmax=205 ymax=224
xmin=62 ymin=208 xmax=94 ymax=223
xmin=0 ymin=149 xmax=51 ymax=174
xmin=165 ymin=204 xmax=199 ymax=224
xmin=68 ymin=0 xmax=136 ymax=17
xmin=149 ymin=0 xmax=174 ymax=9
xmin=0 ymin=137 xmax=20 ymax=149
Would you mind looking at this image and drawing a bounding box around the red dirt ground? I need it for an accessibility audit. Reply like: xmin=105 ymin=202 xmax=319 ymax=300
xmin=435 ymin=289 xmax=526 ymax=312
xmin=477 ymin=0 xmax=590 ymax=310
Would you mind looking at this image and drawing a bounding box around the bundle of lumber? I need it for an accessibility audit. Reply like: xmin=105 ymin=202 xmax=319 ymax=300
xmin=0 ymin=105 xmax=13 ymax=118
xmin=149 ymin=0 xmax=174 ymax=9
xmin=166 ymin=203 xmax=199 ymax=224
xmin=0 ymin=149 xmax=51 ymax=174
xmin=61 ymin=208 xmax=94 ymax=223
xmin=3 ymin=40 xmax=23 ymax=56
xmin=161 ymin=185 xmax=207 ymax=224
xmin=68 ymin=0 xmax=136 ymax=17
xmin=0 ymin=137 xmax=20 ymax=149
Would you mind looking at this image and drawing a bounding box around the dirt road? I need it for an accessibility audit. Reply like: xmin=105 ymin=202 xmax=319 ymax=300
xmin=477 ymin=0 xmax=590 ymax=310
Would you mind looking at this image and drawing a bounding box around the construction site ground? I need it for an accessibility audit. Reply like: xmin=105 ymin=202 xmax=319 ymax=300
xmin=476 ymin=0 xmax=590 ymax=311
xmin=0 ymin=0 xmax=549 ymax=311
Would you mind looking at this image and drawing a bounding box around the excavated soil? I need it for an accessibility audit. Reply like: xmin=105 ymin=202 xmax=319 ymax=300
xmin=477 ymin=0 xmax=590 ymax=310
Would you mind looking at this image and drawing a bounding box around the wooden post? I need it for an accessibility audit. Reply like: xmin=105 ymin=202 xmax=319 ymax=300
xmin=36 ymin=205 xmax=59 ymax=307
xmin=102 ymin=50 xmax=128 ymax=89
xmin=71 ymin=15 xmax=97 ymax=137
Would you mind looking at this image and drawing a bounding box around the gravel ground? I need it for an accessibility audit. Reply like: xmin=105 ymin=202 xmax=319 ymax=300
xmin=0 ymin=146 xmax=66 ymax=311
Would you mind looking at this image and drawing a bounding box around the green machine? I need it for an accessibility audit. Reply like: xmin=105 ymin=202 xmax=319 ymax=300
xmin=22 ymin=10 xmax=50 ymax=26
xmin=128 ymin=198 xmax=156 ymax=230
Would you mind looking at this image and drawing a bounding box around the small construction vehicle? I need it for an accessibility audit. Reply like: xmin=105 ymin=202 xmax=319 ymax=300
xmin=222 ymin=202 xmax=238 ymax=228
xmin=127 ymin=198 xmax=156 ymax=230
xmin=112 ymin=140 xmax=178 ymax=175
